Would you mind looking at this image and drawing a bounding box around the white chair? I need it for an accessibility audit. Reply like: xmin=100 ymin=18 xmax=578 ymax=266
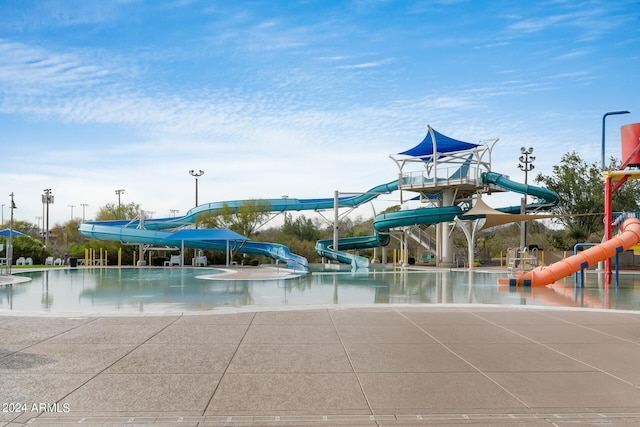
xmin=53 ymin=258 xmax=62 ymax=265
xmin=45 ymin=256 xmax=54 ymax=265
xmin=195 ymin=255 xmax=207 ymax=267
xmin=25 ymin=257 xmax=33 ymax=265
xmin=168 ymin=255 xmax=181 ymax=266
xmin=16 ymin=257 xmax=25 ymax=265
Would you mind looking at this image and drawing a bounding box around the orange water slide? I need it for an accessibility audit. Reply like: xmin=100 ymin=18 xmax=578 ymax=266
xmin=515 ymin=218 xmax=640 ymax=287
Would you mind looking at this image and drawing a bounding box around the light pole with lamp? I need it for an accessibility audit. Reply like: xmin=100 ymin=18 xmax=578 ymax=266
xmin=602 ymin=110 xmax=631 ymax=284
xmin=518 ymin=147 xmax=535 ymax=251
xmin=1 ymin=204 xmax=4 ymax=226
xmin=115 ymin=189 xmax=125 ymax=219
xmin=189 ymin=170 xmax=204 ymax=207
xmin=115 ymin=189 xmax=125 ymax=207
xmin=68 ymin=205 xmax=75 ymax=220
xmin=8 ymin=193 xmax=16 ymax=275
xmin=42 ymin=189 xmax=54 ymax=247
xmin=80 ymin=203 xmax=89 ymax=222
xmin=188 ymin=170 xmax=204 ymax=265
xmin=602 ymin=111 xmax=630 ymax=170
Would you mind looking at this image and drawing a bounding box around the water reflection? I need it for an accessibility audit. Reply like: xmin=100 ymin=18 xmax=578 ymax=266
xmin=2 ymin=267 xmax=640 ymax=314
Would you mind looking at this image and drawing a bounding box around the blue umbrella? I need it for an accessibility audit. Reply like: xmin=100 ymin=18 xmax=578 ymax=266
xmin=0 ymin=228 xmax=28 ymax=237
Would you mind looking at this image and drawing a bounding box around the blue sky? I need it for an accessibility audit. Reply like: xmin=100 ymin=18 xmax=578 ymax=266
xmin=1 ymin=0 xmax=639 ymax=227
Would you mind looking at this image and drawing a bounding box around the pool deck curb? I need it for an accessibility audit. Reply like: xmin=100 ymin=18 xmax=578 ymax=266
xmin=2 ymin=306 xmax=640 ymax=426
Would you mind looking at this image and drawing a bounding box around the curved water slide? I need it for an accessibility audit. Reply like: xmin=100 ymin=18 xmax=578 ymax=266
xmin=79 ymin=171 xmax=557 ymax=270
xmin=346 ymin=172 xmax=560 ymax=267
xmin=137 ymin=181 xmax=399 ymax=231
xmin=514 ymin=218 xmax=640 ymax=287
xmin=482 ymin=172 xmax=560 ymax=213
xmin=79 ymin=223 xmax=310 ymax=271
xmin=79 ymin=181 xmax=400 ymax=271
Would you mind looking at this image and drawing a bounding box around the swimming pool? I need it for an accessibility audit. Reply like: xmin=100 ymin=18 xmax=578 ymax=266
xmin=2 ymin=266 xmax=640 ymax=315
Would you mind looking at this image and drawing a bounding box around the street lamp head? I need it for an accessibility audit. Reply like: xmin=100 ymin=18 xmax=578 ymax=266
xmin=604 ymin=110 xmax=630 ymax=117
xmin=189 ymin=169 xmax=204 ymax=177
xmin=602 ymin=110 xmax=631 ymax=170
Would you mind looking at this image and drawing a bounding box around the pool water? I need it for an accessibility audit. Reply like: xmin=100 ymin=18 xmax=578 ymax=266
xmin=2 ymin=267 xmax=640 ymax=314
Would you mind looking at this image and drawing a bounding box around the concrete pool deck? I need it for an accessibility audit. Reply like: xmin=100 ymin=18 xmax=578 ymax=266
xmin=2 ymin=306 xmax=640 ymax=426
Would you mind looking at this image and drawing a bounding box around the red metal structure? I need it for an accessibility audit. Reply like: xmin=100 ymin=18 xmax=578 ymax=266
xmin=603 ymin=123 xmax=640 ymax=283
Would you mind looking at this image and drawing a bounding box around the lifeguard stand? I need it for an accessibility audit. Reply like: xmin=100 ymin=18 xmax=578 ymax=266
xmin=389 ymin=125 xmax=502 ymax=266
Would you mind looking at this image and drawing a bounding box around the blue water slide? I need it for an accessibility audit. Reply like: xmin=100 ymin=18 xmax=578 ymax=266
xmin=315 ymin=172 xmax=557 ymax=267
xmin=79 ymin=223 xmax=309 ymax=271
xmin=370 ymin=172 xmax=557 ymax=232
xmin=317 ymin=206 xmax=468 ymax=269
xmin=315 ymin=233 xmax=391 ymax=269
xmin=79 ymin=180 xmax=400 ymax=271
xmin=482 ymin=171 xmax=559 ymax=212
xmin=345 ymin=173 xmax=559 ymax=266
xmin=115 ymin=180 xmax=400 ymax=231
xmin=79 ymin=171 xmax=557 ymax=271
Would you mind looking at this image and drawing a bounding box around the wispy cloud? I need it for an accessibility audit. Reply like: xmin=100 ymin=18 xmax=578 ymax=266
xmin=0 ymin=40 xmax=118 ymax=95
xmin=555 ymin=49 xmax=590 ymax=61
xmin=507 ymin=7 xmax=612 ymax=40
xmin=337 ymin=58 xmax=393 ymax=69
xmin=0 ymin=1 xmax=121 ymax=31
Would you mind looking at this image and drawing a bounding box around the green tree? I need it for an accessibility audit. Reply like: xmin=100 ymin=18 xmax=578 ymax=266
xmin=95 ymin=202 xmax=141 ymax=220
xmin=1 ymin=235 xmax=49 ymax=264
xmin=196 ymin=199 xmax=271 ymax=237
xmin=282 ymin=214 xmax=320 ymax=241
xmin=380 ymin=205 xmax=401 ymax=214
xmin=535 ymin=152 xmax=640 ymax=243
xmin=49 ymin=219 xmax=91 ymax=257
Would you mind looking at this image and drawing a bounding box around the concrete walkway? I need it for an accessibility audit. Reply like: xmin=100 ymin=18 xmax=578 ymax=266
xmin=2 ymin=306 xmax=640 ymax=426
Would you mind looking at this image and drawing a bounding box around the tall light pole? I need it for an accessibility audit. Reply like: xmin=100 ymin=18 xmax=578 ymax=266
xmin=115 ymin=189 xmax=125 ymax=207
xmin=115 ymin=189 xmax=125 ymax=219
xmin=68 ymin=204 xmax=75 ymax=220
xmin=602 ymin=110 xmax=630 ymax=170
xmin=7 ymin=193 xmax=16 ymax=274
xmin=602 ymin=110 xmax=630 ymax=284
xmin=189 ymin=170 xmax=204 ymax=207
xmin=1 ymin=204 xmax=4 ymax=226
xmin=518 ymin=147 xmax=535 ymax=250
xmin=42 ymin=189 xmax=54 ymax=247
xmin=80 ymin=203 xmax=89 ymax=222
